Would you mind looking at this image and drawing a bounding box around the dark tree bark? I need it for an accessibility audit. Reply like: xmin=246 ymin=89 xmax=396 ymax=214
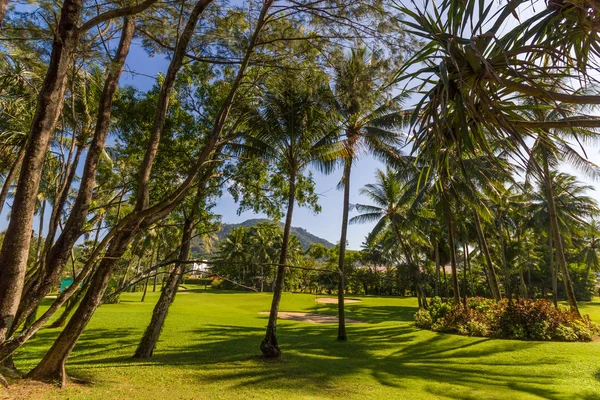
xmin=261 ymin=172 xmax=296 ymax=357
xmin=134 ymin=216 xmax=193 ymax=358
xmin=0 ymin=0 xmax=83 ymax=344
xmin=336 ymin=160 xmax=352 ymax=341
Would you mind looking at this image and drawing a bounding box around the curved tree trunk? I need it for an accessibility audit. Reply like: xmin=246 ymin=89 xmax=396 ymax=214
xmin=27 ymin=230 xmax=133 ymax=386
xmin=473 ymin=212 xmax=501 ymax=300
xmin=11 ymin=18 xmax=135 ymax=332
xmin=542 ymin=157 xmax=580 ymax=316
xmin=336 ymin=160 xmax=352 ymax=341
xmin=134 ymin=216 xmax=193 ymax=358
xmin=261 ymin=173 xmax=296 ymax=357
xmin=0 ymin=0 xmax=82 ymax=344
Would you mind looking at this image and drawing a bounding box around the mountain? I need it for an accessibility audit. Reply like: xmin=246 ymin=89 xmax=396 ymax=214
xmin=191 ymin=218 xmax=335 ymax=255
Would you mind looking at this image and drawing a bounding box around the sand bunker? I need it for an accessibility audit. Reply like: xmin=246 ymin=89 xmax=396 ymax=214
xmin=259 ymin=311 xmax=366 ymax=324
xmin=315 ymin=297 xmax=361 ymax=304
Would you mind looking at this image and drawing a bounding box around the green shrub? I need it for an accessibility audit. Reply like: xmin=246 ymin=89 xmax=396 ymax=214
xmin=414 ymin=309 xmax=433 ymax=329
xmin=184 ymin=278 xmax=213 ymax=285
xmin=414 ymin=297 xmax=596 ymax=342
xmin=428 ymin=296 xmax=452 ymax=323
xmin=466 ymin=321 xmax=489 ymax=337
xmin=554 ymin=324 xmax=578 ymax=341
xmin=211 ymin=278 xmax=223 ymax=289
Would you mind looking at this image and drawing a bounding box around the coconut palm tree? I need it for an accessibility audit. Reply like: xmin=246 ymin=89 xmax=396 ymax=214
xmin=239 ymin=68 xmax=344 ymax=357
xmin=350 ymin=167 xmax=430 ymax=307
xmin=332 ymin=46 xmax=406 ymax=340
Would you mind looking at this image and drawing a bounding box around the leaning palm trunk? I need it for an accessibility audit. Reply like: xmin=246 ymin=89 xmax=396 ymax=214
xmin=336 ymin=160 xmax=352 ymax=341
xmin=473 ymin=212 xmax=502 ymax=300
xmin=134 ymin=216 xmax=194 ymax=358
xmin=261 ymin=174 xmax=296 ymax=357
xmin=542 ymin=159 xmax=580 ymax=316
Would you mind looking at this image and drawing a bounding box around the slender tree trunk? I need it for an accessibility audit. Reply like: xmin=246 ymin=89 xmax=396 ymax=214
xmin=434 ymin=240 xmax=440 ymax=297
xmin=473 ymin=212 xmax=502 ymax=300
xmin=141 ymin=277 xmax=150 ymax=302
xmin=11 ymin=19 xmax=135 ymax=332
xmin=542 ymin=155 xmax=580 ymax=316
xmin=336 ymin=160 xmax=352 ymax=342
xmin=465 ymin=242 xmax=474 ymax=296
xmin=462 ymin=243 xmax=467 ymax=306
xmin=48 ymin=277 xmax=89 ymax=329
xmin=261 ymin=173 xmax=296 ymax=357
xmin=549 ymin=222 xmax=557 ymax=306
xmin=443 ymin=196 xmax=460 ymax=304
xmin=134 ymin=216 xmax=193 ymax=358
xmin=35 ymin=200 xmax=46 ymax=264
xmin=442 ymin=263 xmax=448 ymax=299
xmin=0 ymin=146 xmax=24 ymax=216
xmin=0 ymin=0 xmax=83 ymax=344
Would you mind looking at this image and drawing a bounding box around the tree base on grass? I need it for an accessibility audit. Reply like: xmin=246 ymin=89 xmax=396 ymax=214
xmin=260 ymin=327 xmax=281 ymax=358
xmin=26 ymin=359 xmax=68 ymax=388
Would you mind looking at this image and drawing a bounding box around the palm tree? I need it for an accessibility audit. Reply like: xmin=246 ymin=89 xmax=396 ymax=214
xmin=351 ymin=167 xmax=429 ymax=307
xmin=240 ymin=69 xmax=344 ymax=357
xmin=332 ymin=46 xmax=405 ymax=340
xmin=529 ymin=172 xmax=599 ymax=307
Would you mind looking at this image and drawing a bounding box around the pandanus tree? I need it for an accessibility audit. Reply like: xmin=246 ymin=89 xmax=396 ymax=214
xmin=396 ymin=0 xmax=600 ymax=313
xmin=332 ymin=46 xmax=406 ymax=340
xmin=237 ymin=68 xmax=343 ymax=357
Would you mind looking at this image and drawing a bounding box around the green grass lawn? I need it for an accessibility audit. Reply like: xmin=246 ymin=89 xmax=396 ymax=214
xmin=2 ymin=288 xmax=600 ymax=399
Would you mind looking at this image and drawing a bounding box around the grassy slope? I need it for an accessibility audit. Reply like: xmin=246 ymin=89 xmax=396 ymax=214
xmin=2 ymin=289 xmax=600 ymax=400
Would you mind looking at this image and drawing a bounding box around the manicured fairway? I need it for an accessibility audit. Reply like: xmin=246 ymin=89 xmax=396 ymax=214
xmin=2 ymin=289 xmax=600 ymax=399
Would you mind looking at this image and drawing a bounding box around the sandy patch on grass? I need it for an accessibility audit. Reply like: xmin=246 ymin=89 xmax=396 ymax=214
xmin=259 ymin=311 xmax=366 ymax=324
xmin=315 ymin=297 xmax=361 ymax=304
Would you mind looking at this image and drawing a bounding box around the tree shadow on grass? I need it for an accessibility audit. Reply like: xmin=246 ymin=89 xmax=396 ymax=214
xmin=60 ymin=320 xmax=591 ymax=400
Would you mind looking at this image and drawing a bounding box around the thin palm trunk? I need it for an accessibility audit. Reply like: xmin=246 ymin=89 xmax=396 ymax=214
xmin=336 ymin=160 xmax=352 ymax=341
xmin=542 ymin=154 xmax=580 ymax=316
xmin=434 ymin=240 xmax=440 ymax=297
xmin=443 ymin=196 xmax=460 ymax=304
xmin=473 ymin=212 xmax=502 ymax=300
xmin=261 ymin=173 xmax=296 ymax=357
